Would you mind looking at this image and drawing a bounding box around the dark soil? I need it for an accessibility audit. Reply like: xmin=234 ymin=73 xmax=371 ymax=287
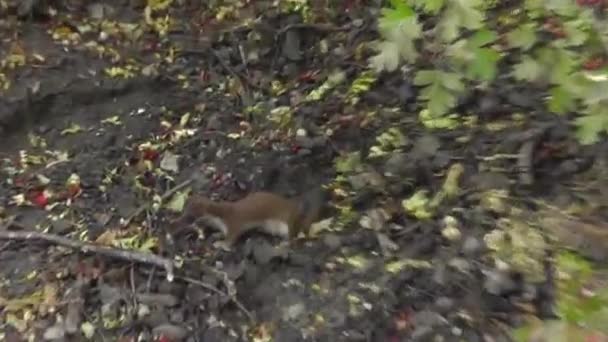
xmin=1 ymin=1 xmax=608 ymax=342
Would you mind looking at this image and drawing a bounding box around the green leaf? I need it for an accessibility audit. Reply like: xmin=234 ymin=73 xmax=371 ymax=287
xmin=165 ymin=189 xmax=190 ymax=212
xmin=369 ymin=41 xmax=401 ymax=72
xmin=523 ymin=0 xmax=544 ymax=18
xmin=437 ymin=11 xmax=461 ymax=42
xmin=335 ymin=152 xmax=363 ymax=174
xmin=423 ymin=83 xmax=456 ymax=115
xmin=373 ymin=6 xmax=422 ymax=72
xmin=581 ymin=74 xmax=608 ymax=106
xmin=468 ymin=29 xmax=498 ymax=48
xmin=379 ymin=1 xmax=417 ymax=39
xmin=575 ymin=105 xmax=608 ymax=145
xmin=561 ymin=20 xmax=589 ymax=47
xmin=418 ymin=71 xmax=462 ymax=116
xmin=539 ymin=49 xmax=577 ymax=83
xmin=506 ymin=23 xmax=537 ymax=50
xmin=408 ymin=0 xmax=446 ymax=14
xmin=467 ymin=48 xmax=501 ymax=81
xmin=441 ymin=71 xmax=465 ymax=92
xmin=563 ymin=72 xmax=594 ymax=99
xmin=413 ymin=70 xmax=437 ymax=86
xmin=453 ymin=0 xmax=484 ymax=29
xmin=548 ymin=86 xmax=576 ymax=114
xmin=445 ymin=38 xmax=471 ymax=62
xmin=512 ymin=55 xmax=543 ymax=82
xmin=437 ymin=0 xmax=484 ymax=42
xmin=382 ymin=0 xmax=415 ymax=25
xmin=546 ymin=0 xmax=580 ymax=17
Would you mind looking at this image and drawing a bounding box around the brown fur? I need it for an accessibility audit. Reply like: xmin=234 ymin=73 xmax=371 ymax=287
xmin=172 ymin=191 xmax=323 ymax=246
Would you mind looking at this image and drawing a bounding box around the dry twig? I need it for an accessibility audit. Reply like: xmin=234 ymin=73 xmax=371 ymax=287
xmin=0 ymin=220 xmax=176 ymax=280
xmin=122 ymin=179 xmax=193 ymax=228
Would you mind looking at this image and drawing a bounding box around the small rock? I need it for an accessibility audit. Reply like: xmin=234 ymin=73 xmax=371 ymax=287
xmin=17 ymin=0 xmax=37 ymax=17
xmin=136 ymin=293 xmax=179 ymax=307
xmin=448 ymin=258 xmax=472 ymax=273
xmin=160 ymin=152 xmax=180 ymax=173
xmin=522 ymin=284 xmax=538 ymax=301
xmin=432 ymin=263 xmax=447 ymax=285
xmin=36 ymin=125 xmax=51 ymax=134
xmin=325 ymin=310 xmax=346 ymax=328
xmin=205 ymin=115 xmax=221 ymax=130
xmin=98 ymin=31 xmax=109 ymax=42
xmin=137 ymin=304 xmax=151 ymax=319
xmin=252 ymin=240 xmax=282 ymax=264
xmin=93 ymin=213 xmax=112 ymax=226
xmin=88 ymin=3 xmax=112 ymax=19
xmin=412 ymin=310 xmax=447 ymax=328
xmin=283 ymin=30 xmax=302 ymax=61
xmin=332 ymin=46 xmax=347 ymax=57
xmin=170 ymin=310 xmax=185 ymax=323
xmin=411 ymin=326 xmax=433 ymax=340
xmin=322 ymin=234 xmax=342 ymax=250
xmin=434 ymin=297 xmax=454 ymax=313
xmin=141 ymin=310 xmax=169 ymax=327
xmin=411 ymin=135 xmax=440 ymax=159
xmin=296 ymin=148 xmax=312 ymax=156
xmin=43 ymin=324 xmax=66 ymax=340
xmin=384 ymin=152 xmax=409 ymax=176
xmin=397 ymin=82 xmax=415 ymax=104
xmin=274 ymin=325 xmax=305 ymax=342
xmin=152 ymin=324 xmax=189 ymax=341
xmin=348 ymin=171 xmax=385 ymax=190
xmin=81 ymin=322 xmax=95 ymax=339
xmin=506 ymin=90 xmax=534 ymax=108
xmin=376 ymin=233 xmax=399 ymax=255
xmin=294 ymin=136 xmax=315 ymax=149
xmin=288 ymin=252 xmax=312 ymax=267
xmin=469 ymin=172 xmax=511 ymax=191
xmin=201 ymin=327 xmax=230 ymax=342
xmin=310 ymin=217 xmax=333 ymax=236
xmin=462 ymin=236 xmax=482 ymax=256
xmin=441 ymin=223 xmax=461 ymax=242
xmin=282 ymin=303 xmax=306 ymax=322
xmin=483 ymin=269 xmax=517 ymax=295
xmin=51 ymin=219 xmax=73 ymax=234
xmin=359 ymin=208 xmax=389 ymax=231
xmin=478 ymin=94 xmax=501 ymax=115
xmin=141 ymin=64 xmax=158 ymax=77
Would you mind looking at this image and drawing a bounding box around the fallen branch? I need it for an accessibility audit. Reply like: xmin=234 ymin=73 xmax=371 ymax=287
xmin=0 ymin=221 xmax=175 ymax=281
xmin=122 ymin=179 xmax=193 ymax=228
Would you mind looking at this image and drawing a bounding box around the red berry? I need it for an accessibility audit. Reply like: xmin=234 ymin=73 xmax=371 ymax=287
xmin=142 ymin=148 xmax=159 ymax=161
xmin=583 ymin=57 xmax=605 ymax=70
xmin=29 ymin=190 xmax=49 ymax=208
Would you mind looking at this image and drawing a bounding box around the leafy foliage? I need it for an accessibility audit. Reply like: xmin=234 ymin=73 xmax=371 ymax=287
xmin=436 ymin=0 xmax=484 ymax=42
xmin=370 ymin=1 xmax=422 ymax=72
xmin=513 ymin=252 xmax=608 ymax=341
xmin=370 ymin=0 xmax=608 ymax=144
xmin=414 ymin=70 xmax=464 ymax=116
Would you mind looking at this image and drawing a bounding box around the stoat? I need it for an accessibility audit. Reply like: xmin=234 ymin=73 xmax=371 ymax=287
xmin=172 ymin=189 xmax=324 ymax=248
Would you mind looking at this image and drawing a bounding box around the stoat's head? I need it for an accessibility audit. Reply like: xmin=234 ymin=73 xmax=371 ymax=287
xmin=175 ymin=195 xmax=214 ymax=225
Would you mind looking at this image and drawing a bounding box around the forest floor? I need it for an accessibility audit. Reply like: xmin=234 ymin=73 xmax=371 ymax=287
xmin=1 ymin=1 xmax=608 ymax=341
